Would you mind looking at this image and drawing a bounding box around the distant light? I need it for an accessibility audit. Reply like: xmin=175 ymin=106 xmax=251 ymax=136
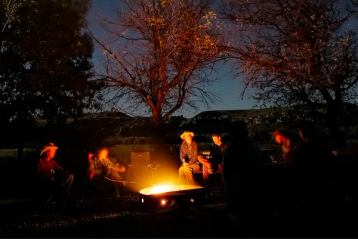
xmin=141 ymin=198 xmax=145 ymax=203
xmin=190 ymin=198 xmax=195 ymax=203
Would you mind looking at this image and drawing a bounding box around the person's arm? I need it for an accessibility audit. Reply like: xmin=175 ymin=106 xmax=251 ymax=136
xmin=180 ymin=142 xmax=187 ymax=164
xmin=191 ymin=141 xmax=198 ymax=163
xmin=113 ymin=161 xmax=126 ymax=173
xmin=197 ymin=154 xmax=211 ymax=168
xmin=104 ymin=156 xmax=125 ymax=173
xmin=101 ymin=157 xmax=113 ymax=169
xmin=197 ymin=154 xmax=205 ymax=164
xmin=88 ymin=157 xmax=95 ymax=179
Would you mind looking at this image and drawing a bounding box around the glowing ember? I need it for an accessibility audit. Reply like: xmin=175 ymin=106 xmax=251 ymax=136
xmin=139 ymin=184 xmax=203 ymax=195
xmin=160 ymin=199 xmax=168 ymax=206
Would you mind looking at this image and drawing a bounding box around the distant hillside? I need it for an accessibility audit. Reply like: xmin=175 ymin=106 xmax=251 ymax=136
xmin=180 ymin=104 xmax=358 ymax=144
xmin=22 ymin=104 xmax=357 ymax=148
xmin=181 ymin=107 xmax=295 ymax=133
xmin=79 ymin=104 xmax=358 ymax=134
xmin=81 ymin=111 xmax=132 ymax=120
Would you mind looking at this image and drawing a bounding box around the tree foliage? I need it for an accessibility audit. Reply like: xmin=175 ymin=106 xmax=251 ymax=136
xmin=93 ymin=0 xmax=222 ymax=127
xmin=221 ymin=0 xmax=358 ymax=144
xmin=0 ymin=0 xmax=101 ymax=130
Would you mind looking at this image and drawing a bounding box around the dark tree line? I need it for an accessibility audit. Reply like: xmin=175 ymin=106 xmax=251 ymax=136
xmin=0 ymin=0 xmax=102 ymax=152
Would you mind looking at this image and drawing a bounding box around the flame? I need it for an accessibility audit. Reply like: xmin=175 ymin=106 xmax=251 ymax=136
xmin=139 ymin=183 xmax=203 ymax=195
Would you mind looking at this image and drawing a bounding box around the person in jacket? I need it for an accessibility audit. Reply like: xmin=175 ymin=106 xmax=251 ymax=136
xmin=178 ymin=131 xmax=201 ymax=185
xmin=88 ymin=147 xmax=126 ymax=199
xmin=36 ymin=142 xmax=74 ymax=203
xmin=272 ymin=129 xmax=296 ymax=164
xmin=198 ymin=132 xmax=228 ymax=182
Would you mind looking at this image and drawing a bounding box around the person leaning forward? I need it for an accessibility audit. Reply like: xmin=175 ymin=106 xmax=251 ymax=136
xmin=92 ymin=147 xmax=126 ymax=199
xmin=198 ymin=132 xmax=228 ymax=182
xmin=178 ymin=131 xmax=201 ymax=185
xmin=36 ymin=142 xmax=74 ymax=203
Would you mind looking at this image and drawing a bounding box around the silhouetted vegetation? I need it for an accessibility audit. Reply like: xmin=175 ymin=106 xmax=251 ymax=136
xmin=0 ymin=0 xmax=103 ymax=158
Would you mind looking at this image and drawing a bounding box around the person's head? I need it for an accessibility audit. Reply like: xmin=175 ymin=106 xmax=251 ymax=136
xmin=98 ymin=148 xmax=110 ymax=161
xmin=40 ymin=143 xmax=58 ymax=161
xmin=88 ymin=152 xmax=95 ymax=161
xmin=272 ymin=129 xmax=290 ymax=145
xmin=180 ymin=131 xmax=194 ymax=144
xmin=211 ymin=133 xmax=223 ymax=146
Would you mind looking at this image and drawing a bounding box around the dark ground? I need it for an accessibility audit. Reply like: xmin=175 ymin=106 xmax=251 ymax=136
xmin=0 ymin=187 xmax=239 ymax=238
xmin=1 ymin=154 xmax=358 ymax=238
xmin=1 ymin=187 xmax=357 ymax=238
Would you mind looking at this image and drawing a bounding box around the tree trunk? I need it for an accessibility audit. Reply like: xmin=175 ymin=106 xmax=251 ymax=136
xmin=326 ymin=102 xmax=345 ymax=147
xmin=320 ymin=89 xmax=345 ymax=148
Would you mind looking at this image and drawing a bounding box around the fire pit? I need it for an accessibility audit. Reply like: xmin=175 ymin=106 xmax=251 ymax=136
xmin=138 ymin=184 xmax=205 ymax=210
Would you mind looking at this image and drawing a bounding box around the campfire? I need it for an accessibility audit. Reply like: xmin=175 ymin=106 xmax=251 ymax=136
xmin=139 ymin=184 xmax=203 ymax=195
xmin=138 ymin=183 xmax=205 ymax=209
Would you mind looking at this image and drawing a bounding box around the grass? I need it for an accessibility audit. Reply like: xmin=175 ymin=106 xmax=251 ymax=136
xmin=0 ymin=148 xmax=37 ymax=163
xmin=0 ymin=149 xmax=17 ymax=159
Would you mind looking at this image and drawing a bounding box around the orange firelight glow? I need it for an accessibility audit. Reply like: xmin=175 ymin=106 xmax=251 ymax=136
xmin=139 ymin=183 xmax=203 ymax=195
xmin=160 ymin=199 xmax=168 ymax=206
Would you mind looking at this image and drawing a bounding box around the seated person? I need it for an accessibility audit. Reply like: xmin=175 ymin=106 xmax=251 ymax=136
xmin=87 ymin=151 xmax=101 ymax=180
xmin=178 ymin=131 xmax=201 ymax=185
xmin=296 ymin=121 xmax=334 ymax=167
xmin=36 ymin=142 xmax=74 ymax=203
xmin=272 ymin=129 xmax=296 ymax=164
xmin=88 ymin=147 xmax=126 ymax=199
xmin=198 ymin=132 xmax=228 ymax=182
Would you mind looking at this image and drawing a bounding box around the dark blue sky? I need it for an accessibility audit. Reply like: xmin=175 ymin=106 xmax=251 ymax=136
xmin=86 ymin=0 xmax=257 ymax=118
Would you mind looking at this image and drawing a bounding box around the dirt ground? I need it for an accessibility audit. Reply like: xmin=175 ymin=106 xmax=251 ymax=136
xmin=1 ymin=152 xmax=358 ymax=238
xmin=1 ymin=185 xmax=358 ymax=238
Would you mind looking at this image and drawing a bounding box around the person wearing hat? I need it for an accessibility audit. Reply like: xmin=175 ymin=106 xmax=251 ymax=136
xmin=178 ymin=131 xmax=201 ymax=185
xmin=36 ymin=142 xmax=74 ymax=203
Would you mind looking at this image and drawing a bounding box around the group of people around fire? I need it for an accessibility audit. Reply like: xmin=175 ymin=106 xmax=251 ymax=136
xmin=178 ymin=130 xmax=229 ymax=185
xmin=35 ymin=143 xmax=127 ymax=205
xmin=272 ymin=121 xmax=334 ymax=167
xmin=177 ymin=120 xmax=336 ymax=223
xmin=178 ymin=121 xmax=269 ymax=206
xmin=178 ymin=120 xmax=335 ymax=180
xmin=35 ymin=120 xmax=335 ymax=213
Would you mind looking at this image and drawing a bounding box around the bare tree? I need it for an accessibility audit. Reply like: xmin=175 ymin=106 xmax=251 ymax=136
xmin=221 ymin=0 xmax=357 ymax=145
xmin=92 ymin=0 xmax=222 ymax=128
